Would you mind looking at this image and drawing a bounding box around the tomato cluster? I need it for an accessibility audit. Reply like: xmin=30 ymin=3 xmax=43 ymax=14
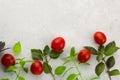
xmin=0 ymin=31 xmax=106 ymax=72
xmin=77 ymin=31 xmax=107 ymax=63
xmin=30 ymin=37 xmax=66 ymax=75
xmin=0 ymin=31 xmax=110 ymax=80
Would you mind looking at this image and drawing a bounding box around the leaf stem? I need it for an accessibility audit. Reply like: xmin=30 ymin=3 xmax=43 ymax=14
xmin=45 ymin=57 xmax=56 ymax=80
xmin=15 ymin=68 xmax=21 ymax=80
xmin=62 ymin=67 xmax=75 ymax=77
xmin=0 ymin=47 xmax=11 ymax=52
xmin=73 ymin=60 xmax=83 ymax=80
xmin=103 ymin=58 xmax=112 ymax=80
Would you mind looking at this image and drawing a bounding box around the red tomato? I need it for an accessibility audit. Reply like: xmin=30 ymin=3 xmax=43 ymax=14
xmin=30 ymin=60 xmax=43 ymax=75
xmin=51 ymin=37 xmax=65 ymax=52
xmin=77 ymin=49 xmax=91 ymax=63
xmin=94 ymin=31 xmax=107 ymax=45
xmin=1 ymin=53 xmax=15 ymax=67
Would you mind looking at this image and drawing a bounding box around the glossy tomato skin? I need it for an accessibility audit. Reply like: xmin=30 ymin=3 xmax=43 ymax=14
xmin=77 ymin=49 xmax=91 ymax=63
xmin=51 ymin=37 xmax=65 ymax=52
xmin=94 ymin=31 xmax=107 ymax=45
xmin=1 ymin=54 xmax=15 ymax=67
xmin=30 ymin=60 xmax=43 ymax=75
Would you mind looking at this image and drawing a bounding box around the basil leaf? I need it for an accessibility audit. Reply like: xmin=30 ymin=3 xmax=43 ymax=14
xmin=43 ymin=45 xmax=50 ymax=55
xmin=25 ymin=60 xmax=33 ymax=62
xmin=55 ymin=66 xmax=66 ymax=75
xmin=20 ymin=61 xmax=25 ymax=68
xmin=106 ymin=56 xmax=115 ymax=69
xmin=104 ymin=41 xmax=119 ymax=56
xmin=96 ymin=53 xmax=104 ymax=62
xmin=67 ymin=74 xmax=78 ymax=80
xmin=75 ymin=78 xmax=79 ymax=80
xmin=13 ymin=41 xmax=22 ymax=54
xmin=43 ymin=62 xmax=52 ymax=73
xmin=91 ymin=77 xmax=99 ymax=80
xmin=98 ymin=45 xmax=105 ymax=54
xmin=95 ymin=62 xmax=105 ymax=76
xmin=18 ymin=76 xmax=25 ymax=80
xmin=1 ymin=78 xmax=9 ymax=80
xmin=50 ymin=50 xmax=62 ymax=59
xmin=108 ymin=69 xmax=120 ymax=76
xmin=83 ymin=62 xmax=90 ymax=65
xmin=0 ymin=42 xmax=5 ymax=50
xmin=5 ymin=66 xmax=17 ymax=72
xmin=23 ymin=67 xmax=28 ymax=73
xmin=70 ymin=47 xmax=76 ymax=59
xmin=84 ymin=46 xmax=98 ymax=55
xmin=31 ymin=49 xmax=43 ymax=60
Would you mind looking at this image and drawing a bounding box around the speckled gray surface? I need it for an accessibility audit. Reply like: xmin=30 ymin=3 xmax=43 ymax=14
xmin=0 ymin=0 xmax=120 ymax=80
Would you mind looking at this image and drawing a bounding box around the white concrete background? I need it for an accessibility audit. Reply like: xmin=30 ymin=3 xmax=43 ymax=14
xmin=0 ymin=0 xmax=120 ymax=80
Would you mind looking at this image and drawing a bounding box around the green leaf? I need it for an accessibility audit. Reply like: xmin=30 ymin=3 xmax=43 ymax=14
xmin=50 ymin=50 xmax=62 ymax=59
xmin=108 ymin=69 xmax=120 ymax=76
xmin=43 ymin=45 xmax=50 ymax=55
xmin=23 ymin=67 xmax=28 ymax=73
xmin=67 ymin=74 xmax=78 ymax=80
xmin=63 ymin=59 xmax=72 ymax=65
xmin=5 ymin=66 xmax=17 ymax=72
xmin=0 ymin=41 xmax=2 ymax=44
xmin=20 ymin=61 xmax=25 ymax=68
xmin=70 ymin=47 xmax=76 ymax=59
xmin=104 ymin=41 xmax=119 ymax=56
xmin=55 ymin=66 xmax=66 ymax=75
xmin=83 ymin=62 xmax=90 ymax=65
xmin=96 ymin=45 xmax=105 ymax=62
xmin=13 ymin=41 xmax=22 ymax=54
xmin=75 ymin=78 xmax=79 ymax=80
xmin=31 ymin=49 xmax=43 ymax=60
xmin=106 ymin=56 xmax=115 ymax=69
xmin=43 ymin=62 xmax=52 ymax=73
xmin=95 ymin=62 xmax=105 ymax=76
xmin=1 ymin=78 xmax=9 ymax=80
xmin=96 ymin=53 xmax=104 ymax=62
xmin=25 ymin=60 xmax=33 ymax=62
xmin=84 ymin=46 xmax=98 ymax=55
xmin=78 ymin=62 xmax=90 ymax=65
xmin=91 ymin=77 xmax=99 ymax=80
xmin=98 ymin=45 xmax=105 ymax=54
xmin=16 ymin=58 xmax=24 ymax=61
xmin=0 ymin=42 xmax=5 ymax=50
xmin=18 ymin=76 xmax=25 ymax=80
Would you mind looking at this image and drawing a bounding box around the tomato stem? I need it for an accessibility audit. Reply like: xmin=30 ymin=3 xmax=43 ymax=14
xmin=73 ymin=60 xmax=83 ymax=80
xmin=62 ymin=67 xmax=75 ymax=77
xmin=103 ymin=58 xmax=112 ymax=80
xmin=15 ymin=68 xmax=21 ymax=80
xmin=45 ymin=57 xmax=56 ymax=80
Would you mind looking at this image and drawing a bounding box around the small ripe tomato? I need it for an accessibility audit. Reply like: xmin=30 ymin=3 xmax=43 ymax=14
xmin=1 ymin=53 xmax=15 ymax=67
xmin=77 ymin=49 xmax=91 ymax=63
xmin=94 ymin=31 xmax=107 ymax=45
xmin=51 ymin=37 xmax=65 ymax=52
xmin=30 ymin=60 xmax=43 ymax=75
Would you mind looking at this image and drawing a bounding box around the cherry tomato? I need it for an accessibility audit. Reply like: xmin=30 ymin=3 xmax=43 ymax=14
xmin=51 ymin=37 xmax=65 ymax=52
xmin=94 ymin=31 xmax=107 ymax=45
xmin=30 ymin=60 xmax=43 ymax=75
xmin=77 ymin=49 xmax=91 ymax=63
xmin=1 ymin=53 xmax=15 ymax=67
